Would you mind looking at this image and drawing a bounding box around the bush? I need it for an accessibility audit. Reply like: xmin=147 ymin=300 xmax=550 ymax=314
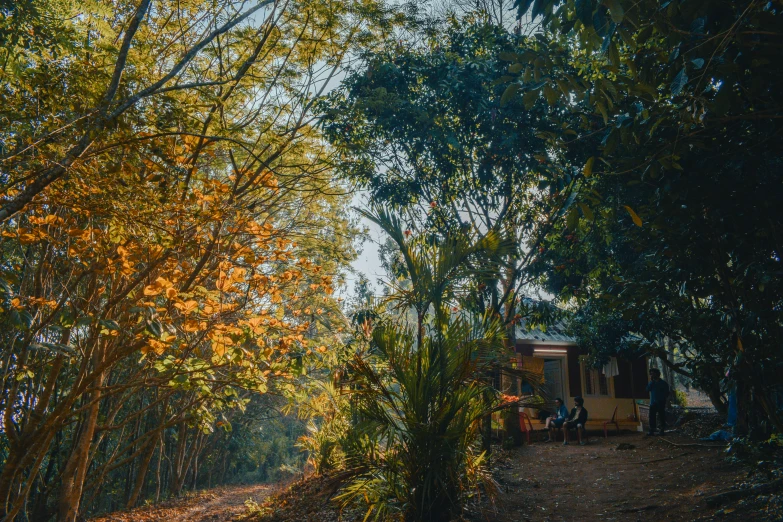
xmin=339 ymin=316 xmax=502 ymax=522
xmin=335 ymin=208 xmax=510 ymax=522
xmin=295 ymin=382 xmax=350 ymax=475
xmin=671 ymin=389 xmax=688 ymax=407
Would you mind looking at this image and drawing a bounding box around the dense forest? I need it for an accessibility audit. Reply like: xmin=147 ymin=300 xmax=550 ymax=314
xmin=1 ymin=0 xmax=781 ymax=520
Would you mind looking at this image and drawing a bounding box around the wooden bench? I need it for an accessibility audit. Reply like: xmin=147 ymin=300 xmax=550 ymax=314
xmin=527 ymin=416 xmax=640 ymax=440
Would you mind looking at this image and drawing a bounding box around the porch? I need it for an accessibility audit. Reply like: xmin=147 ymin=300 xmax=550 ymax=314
xmin=503 ymin=323 xmax=650 ymax=438
xmin=526 ymin=417 xmax=643 ymax=434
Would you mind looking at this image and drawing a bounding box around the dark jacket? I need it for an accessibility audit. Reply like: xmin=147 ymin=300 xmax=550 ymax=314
xmin=646 ymin=379 xmax=670 ymax=407
xmin=566 ymin=406 xmax=588 ymax=426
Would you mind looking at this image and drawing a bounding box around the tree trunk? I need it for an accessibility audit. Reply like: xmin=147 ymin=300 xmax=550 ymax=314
xmin=1 ymin=429 xmax=58 ymax=521
xmin=706 ymin=385 xmax=728 ymax=415
xmin=0 ymin=351 xmax=67 ymax=516
xmin=155 ymin=432 xmax=164 ymax=503
xmin=502 ymin=316 xmax=523 ymax=446
xmin=126 ymin=435 xmax=158 ymax=509
xmin=170 ymin=424 xmax=199 ymax=496
xmin=734 ymin=377 xmax=749 ymax=437
xmin=58 ymin=379 xmax=103 ymax=521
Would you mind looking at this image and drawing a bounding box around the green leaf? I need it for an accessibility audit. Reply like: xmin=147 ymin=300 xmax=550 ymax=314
xmin=146 ymin=319 xmax=163 ymax=337
xmin=617 ymin=27 xmax=634 ymax=47
xmin=566 ymin=207 xmax=580 ymax=230
xmin=583 ymin=157 xmax=595 ymax=177
xmin=99 ymin=319 xmax=121 ymax=331
xmin=531 ymin=0 xmax=547 ymax=19
xmin=671 ymin=68 xmax=688 ymax=96
xmin=522 ymin=89 xmax=539 ymax=110
xmin=623 ymin=205 xmax=643 ymax=226
xmin=515 ymin=0 xmax=535 ymax=17
xmin=575 ymin=0 xmax=593 ymax=28
xmin=593 ymin=6 xmax=610 ymax=36
xmin=608 ymin=41 xmax=620 ymax=67
xmin=543 ymin=84 xmax=559 ymax=106
xmin=508 ymin=63 xmax=524 ymax=74
xmin=75 ymin=316 xmax=92 ymax=328
xmin=10 ymin=310 xmax=33 ymax=330
xmin=603 ymin=0 xmax=624 ymax=23
xmin=691 ymin=58 xmax=705 ymax=69
xmin=30 ymin=342 xmax=77 ymax=355
xmin=58 ymin=308 xmax=74 ymax=327
xmin=500 ymin=83 xmax=520 ymax=106
xmin=600 ymin=23 xmax=616 ymax=54
xmin=596 ymin=101 xmax=609 ymax=124
xmin=491 ymin=75 xmax=514 ymax=86
xmin=578 ymin=203 xmax=594 ymax=221
xmin=603 ymin=129 xmax=620 ymax=155
xmin=554 ymin=78 xmax=571 ymax=97
xmin=636 ymin=24 xmax=654 ymax=44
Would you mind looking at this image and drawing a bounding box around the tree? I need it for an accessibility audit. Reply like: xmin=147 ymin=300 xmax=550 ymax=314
xmin=506 ymin=0 xmax=783 ymax=435
xmin=335 ymin=208 xmax=536 ymax=521
xmin=0 ymin=0 xmax=393 ymax=518
xmin=323 ymin=18 xmax=576 ymax=330
xmin=322 ymin=18 xmax=581 ymax=447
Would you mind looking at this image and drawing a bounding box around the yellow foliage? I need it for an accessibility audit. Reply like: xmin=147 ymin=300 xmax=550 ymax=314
xmin=143 ymin=339 xmax=169 ymax=355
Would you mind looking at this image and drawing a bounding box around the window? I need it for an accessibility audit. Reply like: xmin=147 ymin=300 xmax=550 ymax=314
xmin=582 ymin=364 xmax=610 ymax=396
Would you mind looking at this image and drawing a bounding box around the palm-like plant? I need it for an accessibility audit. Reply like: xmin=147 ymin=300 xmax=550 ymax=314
xmin=295 ymin=381 xmax=350 ymax=475
xmin=336 ymin=208 xmax=538 ymax=521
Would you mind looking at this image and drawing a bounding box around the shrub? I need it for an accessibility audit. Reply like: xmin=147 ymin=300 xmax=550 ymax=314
xmin=335 ymin=208 xmax=511 ymax=521
xmin=672 ymin=389 xmax=688 ymax=407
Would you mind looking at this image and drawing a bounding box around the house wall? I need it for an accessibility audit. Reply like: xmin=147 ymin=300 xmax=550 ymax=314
xmin=516 ymin=342 xmax=649 ymax=421
xmin=578 ymin=396 xmax=636 ymax=420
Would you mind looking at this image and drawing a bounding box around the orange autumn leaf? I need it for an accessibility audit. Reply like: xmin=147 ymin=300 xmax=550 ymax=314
xmin=142 ymin=339 xmax=168 ymax=355
xmin=175 ymin=300 xmax=199 ymax=314
xmin=143 ymin=284 xmax=162 ymax=296
xmin=183 ymin=319 xmax=204 ymax=332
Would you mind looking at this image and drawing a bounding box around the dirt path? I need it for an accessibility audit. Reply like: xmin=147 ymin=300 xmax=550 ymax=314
xmin=92 ymin=483 xmax=272 ymax=522
xmin=170 ymin=484 xmax=271 ymax=522
xmin=96 ymin=432 xmax=780 ymax=522
xmin=480 ymin=431 xmax=757 ymax=521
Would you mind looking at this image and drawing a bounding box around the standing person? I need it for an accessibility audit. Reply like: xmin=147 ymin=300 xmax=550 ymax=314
xmin=544 ymin=398 xmax=569 ymax=442
xmin=646 ymin=368 xmax=670 ymax=436
xmin=563 ymin=396 xmax=588 ymax=446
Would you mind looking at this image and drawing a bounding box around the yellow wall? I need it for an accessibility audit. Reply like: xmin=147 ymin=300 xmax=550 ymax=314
xmin=522 ymin=398 xmax=637 ymax=421
xmin=521 ymin=352 xmax=641 ymax=426
xmin=577 ymin=396 xmax=637 ymax=422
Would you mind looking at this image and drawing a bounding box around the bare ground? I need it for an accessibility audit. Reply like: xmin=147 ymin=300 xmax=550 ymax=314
xmin=476 ymin=431 xmax=780 ymax=522
xmin=91 ymin=483 xmax=274 ymax=522
xmin=242 ymin=431 xmax=782 ymax=522
xmin=93 ymin=430 xmax=782 ymax=522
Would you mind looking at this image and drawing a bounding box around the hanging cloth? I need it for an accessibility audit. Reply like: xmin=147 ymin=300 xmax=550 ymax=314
xmin=603 ymin=357 xmax=620 ymax=378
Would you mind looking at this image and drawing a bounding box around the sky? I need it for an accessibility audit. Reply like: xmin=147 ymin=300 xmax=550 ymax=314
xmin=345 ymin=192 xmax=386 ymax=296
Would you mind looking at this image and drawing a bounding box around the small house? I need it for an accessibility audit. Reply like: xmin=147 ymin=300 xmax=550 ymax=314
xmin=510 ymin=320 xmax=648 ymax=432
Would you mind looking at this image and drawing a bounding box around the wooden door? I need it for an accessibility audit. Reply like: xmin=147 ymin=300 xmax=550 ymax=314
xmin=543 ymin=359 xmax=565 ymax=403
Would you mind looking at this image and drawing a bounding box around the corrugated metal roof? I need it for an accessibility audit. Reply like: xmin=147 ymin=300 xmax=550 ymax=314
xmin=515 ymin=318 xmax=576 ymax=344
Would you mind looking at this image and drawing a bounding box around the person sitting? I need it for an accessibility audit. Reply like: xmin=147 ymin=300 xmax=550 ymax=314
xmin=563 ymin=396 xmax=588 ymax=446
xmin=544 ymin=398 xmax=568 ymax=442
